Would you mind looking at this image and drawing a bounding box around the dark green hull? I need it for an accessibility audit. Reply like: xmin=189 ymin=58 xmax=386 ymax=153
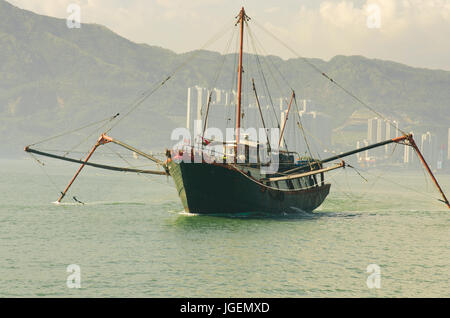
xmin=168 ymin=160 xmax=330 ymax=215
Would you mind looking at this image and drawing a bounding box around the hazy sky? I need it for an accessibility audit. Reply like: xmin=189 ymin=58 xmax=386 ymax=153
xmin=7 ymin=0 xmax=450 ymax=70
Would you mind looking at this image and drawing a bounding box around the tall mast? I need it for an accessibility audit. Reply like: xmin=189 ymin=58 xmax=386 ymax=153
xmin=235 ymin=7 xmax=246 ymax=161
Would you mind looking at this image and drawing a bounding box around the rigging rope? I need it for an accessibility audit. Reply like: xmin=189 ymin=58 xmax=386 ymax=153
xmin=28 ymin=153 xmax=62 ymax=195
xmin=201 ymin=24 xmax=237 ymax=141
xmin=246 ymin=23 xmax=287 ymax=150
xmin=252 ymin=19 xmax=408 ymax=137
xmin=28 ymin=113 xmax=119 ymax=147
xmin=62 ymin=114 xmax=119 ymax=158
xmin=252 ymin=25 xmax=318 ymax=158
xmin=342 ymin=143 xmax=443 ymax=204
xmin=293 ymin=95 xmax=314 ymax=163
xmin=248 ymin=23 xmax=301 ymax=151
xmin=29 ymin=17 xmax=236 ymax=157
xmin=106 ymin=18 xmax=236 ymax=135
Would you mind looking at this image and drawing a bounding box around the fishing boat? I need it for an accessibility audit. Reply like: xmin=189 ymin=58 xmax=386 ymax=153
xmin=24 ymin=8 xmax=450 ymax=214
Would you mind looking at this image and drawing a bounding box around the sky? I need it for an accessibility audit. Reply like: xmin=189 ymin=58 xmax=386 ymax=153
xmin=6 ymin=0 xmax=450 ymax=70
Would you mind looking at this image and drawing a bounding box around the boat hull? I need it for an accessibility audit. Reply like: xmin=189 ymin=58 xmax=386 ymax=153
xmin=168 ymin=160 xmax=330 ymax=215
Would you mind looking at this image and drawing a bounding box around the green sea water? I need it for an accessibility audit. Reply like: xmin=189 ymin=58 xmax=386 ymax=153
xmin=0 ymin=159 xmax=449 ymax=297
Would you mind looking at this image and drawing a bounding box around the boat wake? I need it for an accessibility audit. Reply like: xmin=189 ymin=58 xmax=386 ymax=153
xmin=177 ymin=211 xmax=199 ymax=216
xmin=51 ymin=201 xmax=146 ymax=206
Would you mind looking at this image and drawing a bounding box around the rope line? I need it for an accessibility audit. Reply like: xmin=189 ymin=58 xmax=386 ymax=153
xmin=28 ymin=153 xmax=62 ymax=196
xmin=201 ymin=24 xmax=238 ymax=140
xmin=252 ymin=19 xmax=407 ymax=137
xmin=106 ymin=18 xmax=236 ymax=134
xmin=28 ymin=113 xmax=119 ymax=147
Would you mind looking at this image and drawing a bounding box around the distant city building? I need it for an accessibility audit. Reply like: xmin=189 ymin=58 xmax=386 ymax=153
xmin=376 ymin=118 xmax=385 ymax=143
xmin=403 ymin=131 xmax=415 ymax=164
xmin=186 ymin=86 xmax=208 ymax=131
xmin=366 ymin=117 xmax=401 ymax=160
xmin=385 ymin=120 xmax=400 ymax=158
xmin=186 ymin=86 xmax=237 ymax=140
xmin=404 ymin=143 xmax=414 ymax=164
xmin=278 ymin=98 xmax=284 ymax=111
xmin=367 ymin=118 xmax=377 ymax=144
xmin=363 ymin=117 xmax=448 ymax=169
xmin=356 ymin=139 xmax=369 ymax=162
xmin=385 ymin=120 xmax=399 ymax=140
xmin=298 ymin=99 xmax=310 ymax=113
xmin=437 ymin=145 xmax=445 ymax=170
xmin=421 ymin=131 xmax=437 ymax=168
xmin=301 ymin=111 xmax=331 ymax=149
xmin=186 ymin=86 xmax=332 ymax=155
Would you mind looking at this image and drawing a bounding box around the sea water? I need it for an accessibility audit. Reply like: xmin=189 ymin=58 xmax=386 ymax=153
xmin=0 ymin=159 xmax=448 ymax=297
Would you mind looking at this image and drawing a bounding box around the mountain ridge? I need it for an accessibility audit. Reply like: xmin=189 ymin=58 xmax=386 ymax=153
xmin=1 ymin=0 xmax=449 ymax=158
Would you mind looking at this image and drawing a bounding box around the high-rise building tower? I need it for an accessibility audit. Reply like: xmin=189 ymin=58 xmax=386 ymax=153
xmin=356 ymin=140 xmax=369 ymax=162
xmin=376 ymin=118 xmax=386 ymax=143
xmin=402 ymin=131 xmax=414 ymax=165
xmin=368 ymin=118 xmax=377 ymax=144
xmin=421 ymin=132 xmax=437 ymax=168
xmin=385 ymin=120 xmax=400 ymax=158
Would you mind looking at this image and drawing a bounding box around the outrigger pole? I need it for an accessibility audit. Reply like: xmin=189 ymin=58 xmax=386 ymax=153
xmin=55 ymin=135 xmax=109 ymax=203
xmin=320 ymin=135 xmax=410 ymax=164
xmin=24 ymin=133 xmax=168 ymax=203
xmin=280 ymin=133 xmax=449 ymax=209
xmin=24 ymin=147 xmax=167 ymax=175
xmin=405 ymin=135 xmax=450 ymax=209
xmin=319 ymin=134 xmax=450 ymax=209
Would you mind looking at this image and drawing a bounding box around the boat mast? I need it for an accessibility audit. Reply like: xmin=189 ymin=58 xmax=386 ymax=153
xmin=235 ymin=7 xmax=246 ymax=162
xmin=278 ymin=91 xmax=295 ymax=148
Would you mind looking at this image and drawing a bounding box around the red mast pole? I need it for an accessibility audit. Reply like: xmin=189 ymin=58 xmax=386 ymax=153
xmin=235 ymin=7 xmax=245 ymax=163
xmin=56 ymin=134 xmax=111 ymax=203
xmin=406 ymin=135 xmax=450 ymax=209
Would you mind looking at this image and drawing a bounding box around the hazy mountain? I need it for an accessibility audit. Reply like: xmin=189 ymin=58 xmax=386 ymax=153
xmin=1 ymin=0 xmax=449 ymax=158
